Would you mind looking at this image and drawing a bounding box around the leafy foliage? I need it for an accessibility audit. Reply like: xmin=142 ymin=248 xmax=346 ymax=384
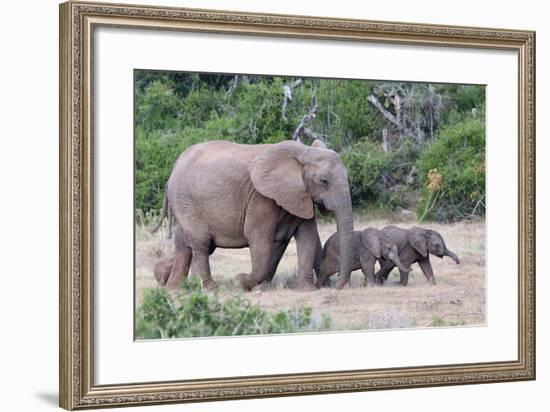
xmin=134 ymin=71 xmax=486 ymax=222
xmin=136 ymin=278 xmax=332 ymax=339
xmin=342 ymin=140 xmax=392 ymax=207
xmin=416 ymin=115 xmax=486 ymax=221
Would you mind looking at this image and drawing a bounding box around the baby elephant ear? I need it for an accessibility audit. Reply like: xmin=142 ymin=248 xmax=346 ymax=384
xmin=408 ymin=226 xmax=428 ymax=257
xmin=362 ymin=228 xmax=381 ymax=259
xmin=311 ymin=139 xmax=328 ymax=149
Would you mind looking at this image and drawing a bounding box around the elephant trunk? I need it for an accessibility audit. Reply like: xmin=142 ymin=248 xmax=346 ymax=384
xmin=445 ymin=248 xmax=460 ymax=264
xmin=334 ymin=195 xmax=354 ymax=289
xmin=315 ymin=264 xmax=330 ymax=288
xmin=388 ymin=251 xmax=410 ymax=273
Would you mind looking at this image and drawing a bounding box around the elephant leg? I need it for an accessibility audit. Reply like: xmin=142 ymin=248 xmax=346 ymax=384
xmin=418 ymin=256 xmax=436 ymax=285
xmin=313 ymin=233 xmax=323 ymax=284
xmin=153 ymin=257 xmax=174 ymax=286
xmin=265 ymin=239 xmax=291 ymax=284
xmin=399 ymin=269 xmax=409 ymax=286
xmin=238 ymin=240 xmax=275 ymax=291
xmin=359 ymin=252 xmax=377 ymax=287
xmin=165 ymin=248 xmax=192 ymax=290
xmin=294 ymin=219 xmax=318 ymax=290
xmin=161 ymin=225 xmax=193 ymax=289
xmin=188 ymin=242 xmax=217 ymax=291
xmin=375 ymin=259 xmax=395 ymax=284
xmin=315 ymin=254 xmax=338 ymax=288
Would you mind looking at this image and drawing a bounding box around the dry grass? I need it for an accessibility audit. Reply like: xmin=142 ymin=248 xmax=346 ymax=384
xmin=135 ymin=216 xmax=485 ymax=330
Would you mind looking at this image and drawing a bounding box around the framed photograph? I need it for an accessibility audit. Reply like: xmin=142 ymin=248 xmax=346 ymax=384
xmin=59 ymin=1 xmax=535 ymax=409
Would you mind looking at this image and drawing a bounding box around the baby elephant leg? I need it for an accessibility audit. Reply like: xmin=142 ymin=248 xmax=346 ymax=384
xmin=418 ymin=257 xmax=436 ymax=285
xmin=375 ymin=259 xmax=395 ymax=284
xmin=359 ymin=252 xmax=377 ymax=287
xmin=399 ymin=269 xmax=409 ymax=286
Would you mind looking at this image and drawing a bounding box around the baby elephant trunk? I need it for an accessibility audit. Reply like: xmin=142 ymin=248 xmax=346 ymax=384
xmin=388 ymin=250 xmax=410 ymax=273
xmin=315 ymin=264 xmax=331 ymax=288
xmin=444 ymin=249 xmax=461 ymax=264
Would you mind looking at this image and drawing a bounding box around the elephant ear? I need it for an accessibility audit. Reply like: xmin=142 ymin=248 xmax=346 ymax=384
xmin=311 ymin=139 xmax=328 ymax=149
xmin=408 ymin=226 xmax=428 ymax=257
xmin=249 ymin=141 xmax=314 ymax=219
xmin=361 ymin=228 xmax=381 ymax=259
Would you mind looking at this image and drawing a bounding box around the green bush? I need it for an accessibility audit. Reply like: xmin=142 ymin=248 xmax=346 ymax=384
xmin=416 ymin=115 xmax=485 ymax=222
xmin=341 ymin=139 xmax=408 ymax=210
xmin=135 ymin=129 xmax=186 ymax=213
xmin=135 ymin=80 xmax=182 ymax=132
xmin=179 ymin=87 xmax=225 ymax=129
xmin=136 ymin=278 xmax=332 ymax=338
xmin=134 ymin=71 xmax=486 ymax=217
xmin=135 ymin=113 xmax=248 ymax=212
xmin=315 ymin=80 xmax=382 ymax=151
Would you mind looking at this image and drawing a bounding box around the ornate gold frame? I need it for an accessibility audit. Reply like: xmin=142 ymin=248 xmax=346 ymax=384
xmin=59 ymin=1 xmax=536 ymax=409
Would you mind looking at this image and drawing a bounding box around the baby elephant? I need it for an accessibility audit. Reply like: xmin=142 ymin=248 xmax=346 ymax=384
xmin=375 ymin=225 xmax=460 ymax=286
xmin=316 ymin=228 xmax=410 ymax=289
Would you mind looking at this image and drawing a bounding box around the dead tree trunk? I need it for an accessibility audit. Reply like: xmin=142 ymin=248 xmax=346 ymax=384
xmin=367 ymin=94 xmax=417 ymax=140
xmin=281 ymin=79 xmax=302 ymax=122
xmin=292 ymin=81 xmax=323 ymax=143
xmin=292 ymin=103 xmax=317 ymax=142
xmin=382 ymin=128 xmax=389 ymax=153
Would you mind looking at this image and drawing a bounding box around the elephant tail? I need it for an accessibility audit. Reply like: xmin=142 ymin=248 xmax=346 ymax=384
xmin=149 ymin=184 xmax=172 ymax=238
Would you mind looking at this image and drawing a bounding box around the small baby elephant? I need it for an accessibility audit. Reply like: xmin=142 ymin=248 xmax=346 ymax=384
xmin=316 ymin=228 xmax=410 ymax=289
xmin=375 ymin=225 xmax=461 ymax=286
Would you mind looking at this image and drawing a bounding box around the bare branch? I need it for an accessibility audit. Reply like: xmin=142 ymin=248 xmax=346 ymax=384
xmin=367 ymin=94 xmax=419 ymax=141
xmin=382 ymin=128 xmax=389 ymax=153
xmin=367 ymin=95 xmax=399 ymax=126
xmin=292 ymin=80 xmax=318 ymax=142
xmin=303 ymin=127 xmax=327 ymax=141
xmin=225 ymin=75 xmax=239 ymax=96
xmin=281 ymin=79 xmax=303 ymax=122
xmin=293 ymin=104 xmax=317 ymax=142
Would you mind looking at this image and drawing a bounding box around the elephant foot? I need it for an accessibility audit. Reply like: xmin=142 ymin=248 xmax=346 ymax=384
xmin=166 ymin=280 xmax=182 ymax=291
xmin=319 ymin=277 xmax=335 ymax=289
xmin=315 ymin=276 xmax=331 ymax=289
xmin=297 ymin=279 xmax=316 ymax=291
xmin=237 ymin=273 xmax=258 ymax=292
xmin=153 ymin=259 xmax=173 ymax=286
xmin=296 ymin=271 xmax=316 ymax=291
xmin=334 ymin=278 xmax=349 ymax=290
xmin=202 ymin=278 xmax=218 ymax=291
xmin=259 ymin=281 xmax=275 ymax=291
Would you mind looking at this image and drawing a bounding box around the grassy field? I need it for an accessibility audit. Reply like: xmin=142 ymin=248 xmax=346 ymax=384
xmin=135 ymin=216 xmax=485 ymax=332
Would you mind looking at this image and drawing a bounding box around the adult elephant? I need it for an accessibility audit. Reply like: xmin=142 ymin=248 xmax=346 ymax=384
xmin=151 ymin=139 xmax=354 ymax=292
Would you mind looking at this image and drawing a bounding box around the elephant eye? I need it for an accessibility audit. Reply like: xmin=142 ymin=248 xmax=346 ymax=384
xmin=320 ymin=177 xmax=329 ymax=187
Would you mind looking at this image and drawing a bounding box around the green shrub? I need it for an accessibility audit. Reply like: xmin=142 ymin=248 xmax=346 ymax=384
xmin=341 ymin=139 xmax=409 ymax=210
xmin=135 ymin=129 xmax=187 ymax=213
xmin=134 ymin=71 xmax=486 ymax=217
xmin=135 ymin=80 xmax=182 ymax=132
xmin=315 ymin=80 xmax=382 ymax=150
xmin=135 ymin=113 xmax=245 ymax=212
xmin=429 ymin=315 xmax=466 ymax=327
xmin=416 ymin=116 xmax=485 ymax=222
xmin=342 ymin=139 xmax=389 ymax=207
xmin=136 ymin=278 xmax=332 ymax=339
xmin=179 ymin=87 xmax=225 ymax=129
